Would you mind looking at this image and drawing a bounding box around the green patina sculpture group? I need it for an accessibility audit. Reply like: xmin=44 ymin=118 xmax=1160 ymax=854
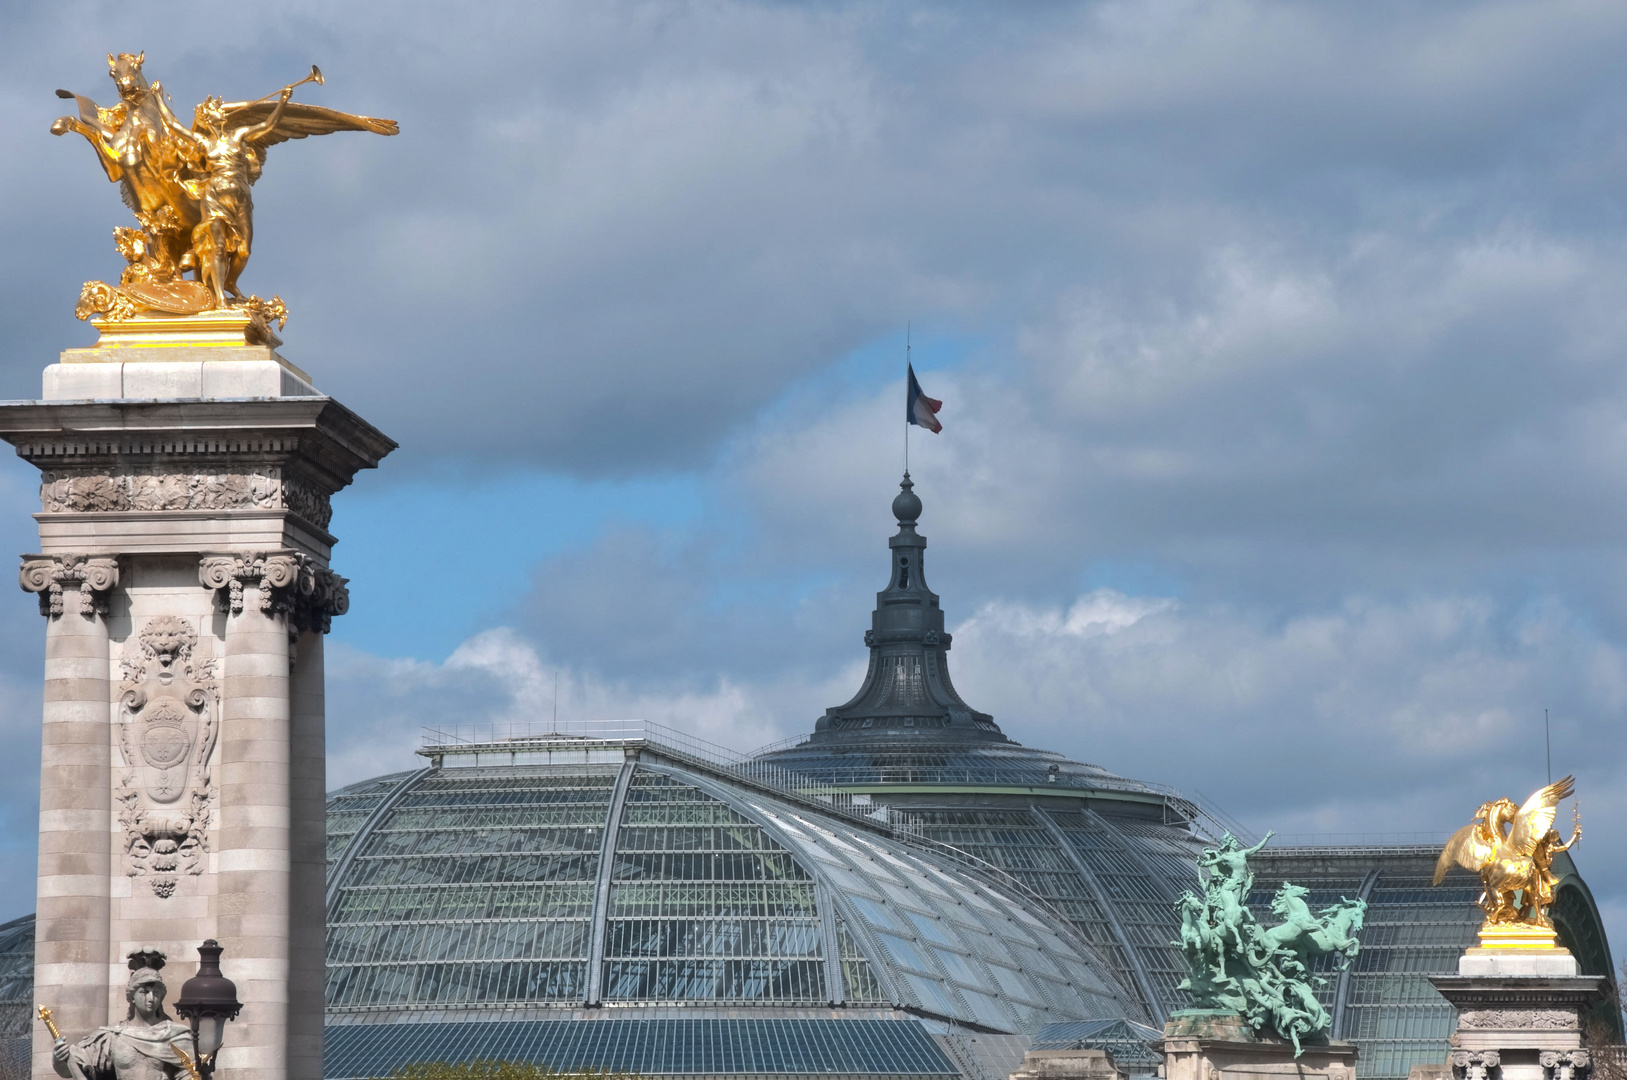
xmin=1174 ymin=833 xmax=1368 ymax=1055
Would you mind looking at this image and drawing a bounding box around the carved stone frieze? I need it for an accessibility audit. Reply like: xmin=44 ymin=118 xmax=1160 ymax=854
xmin=117 ymin=615 xmax=218 ymax=897
xmin=198 ymin=550 xmax=349 ymax=636
xmin=1540 ymin=1051 xmax=1590 ymax=1080
xmin=39 ymin=466 xmax=333 ymax=527
xmin=1457 ymin=1009 xmax=1577 ymax=1031
xmin=1452 ymin=1050 xmax=1500 ymax=1080
xmin=280 ymin=473 xmax=334 ymax=529
xmin=19 ymin=554 xmax=119 ymax=617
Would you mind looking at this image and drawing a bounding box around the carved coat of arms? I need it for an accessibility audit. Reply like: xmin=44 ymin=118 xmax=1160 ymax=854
xmin=117 ymin=615 xmax=219 ymax=897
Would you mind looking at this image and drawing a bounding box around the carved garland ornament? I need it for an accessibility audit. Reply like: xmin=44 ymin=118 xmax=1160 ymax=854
xmin=117 ymin=615 xmax=218 ymax=898
xmin=39 ymin=468 xmax=333 ymax=529
xmin=198 ymin=551 xmax=349 ymax=636
xmin=19 ymin=554 xmax=119 ymax=617
xmin=1457 ymin=1009 xmax=1576 ymax=1031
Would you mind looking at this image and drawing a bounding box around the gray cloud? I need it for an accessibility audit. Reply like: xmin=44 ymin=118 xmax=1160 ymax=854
xmin=9 ymin=1 xmax=1627 ymax=477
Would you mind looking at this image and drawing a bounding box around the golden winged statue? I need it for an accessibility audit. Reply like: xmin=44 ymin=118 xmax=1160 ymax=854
xmin=1433 ymin=775 xmax=1581 ymax=929
xmin=51 ymin=52 xmax=396 ymax=340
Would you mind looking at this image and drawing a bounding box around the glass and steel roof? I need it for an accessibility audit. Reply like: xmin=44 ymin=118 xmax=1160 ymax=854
xmin=0 ymin=748 xmax=1612 ymax=1080
xmin=325 ymin=1018 xmax=960 ymax=1080
xmin=0 ymin=913 xmax=33 ymax=1080
xmin=322 ymin=748 xmax=1143 ymax=1033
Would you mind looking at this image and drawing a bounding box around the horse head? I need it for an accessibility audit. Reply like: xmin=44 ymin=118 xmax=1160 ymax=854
xmin=1271 ymin=881 xmax=1310 ymax=918
xmin=1488 ymin=798 xmax=1519 ymax=842
xmin=108 ymin=52 xmax=150 ymax=103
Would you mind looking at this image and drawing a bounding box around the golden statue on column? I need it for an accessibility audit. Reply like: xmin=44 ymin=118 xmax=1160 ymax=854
xmin=1433 ymin=775 xmax=1581 ymax=949
xmin=51 ymin=52 xmax=396 ymax=343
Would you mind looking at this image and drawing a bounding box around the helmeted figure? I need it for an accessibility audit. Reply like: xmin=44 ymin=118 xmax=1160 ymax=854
xmin=51 ymin=950 xmax=196 ymax=1080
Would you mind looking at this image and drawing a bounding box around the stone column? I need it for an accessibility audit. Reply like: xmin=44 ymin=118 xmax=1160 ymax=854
xmin=196 ymin=553 xmax=346 ymax=1080
xmin=288 ymin=624 xmax=331 ymax=1080
xmin=22 ymin=556 xmax=118 ymax=1079
xmin=206 ymin=558 xmax=294 ymax=1080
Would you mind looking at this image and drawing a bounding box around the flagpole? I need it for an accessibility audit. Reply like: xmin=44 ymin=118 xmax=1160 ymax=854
xmin=904 ymin=324 xmax=911 ymax=476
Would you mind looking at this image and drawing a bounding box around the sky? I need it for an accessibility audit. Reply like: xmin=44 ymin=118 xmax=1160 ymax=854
xmin=0 ymin=0 xmax=1623 ymax=965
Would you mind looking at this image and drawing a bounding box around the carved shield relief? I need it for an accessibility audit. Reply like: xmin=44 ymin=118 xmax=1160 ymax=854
xmin=117 ymin=615 xmax=219 ymax=897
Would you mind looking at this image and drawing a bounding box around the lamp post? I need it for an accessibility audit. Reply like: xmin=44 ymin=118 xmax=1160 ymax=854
xmin=173 ymin=939 xmax=242 ymax=1077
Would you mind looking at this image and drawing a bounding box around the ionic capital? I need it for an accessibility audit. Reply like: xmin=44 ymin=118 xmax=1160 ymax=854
xmin=1454 ymin=1051 xmax=1501 ymax=1080
xmin=19 ymin=554 xmax=120 ymax=618
xmin=198 ymin=551 xmax=349 ymax=635
xmin=1541 ymin=1051 xmax=1590 ymax=1080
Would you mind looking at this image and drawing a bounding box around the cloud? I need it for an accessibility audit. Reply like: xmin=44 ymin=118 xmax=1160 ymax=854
xmin=7 ymin=1 xmax=1627 ymax=476
xmin=326 ymin=627 xmax=858 ymax=791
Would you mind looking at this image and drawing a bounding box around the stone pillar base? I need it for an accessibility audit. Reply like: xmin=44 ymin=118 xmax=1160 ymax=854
xmin=1009 ymin=1049 xmax=1126 ymax=1080
xmin=1158 ymin=1013 xmax=1357 ymax=1080
xmin=1428 ymin=969 xmax=1608 ymax=1080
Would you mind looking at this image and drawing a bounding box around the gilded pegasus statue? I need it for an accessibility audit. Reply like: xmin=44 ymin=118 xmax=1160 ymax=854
xmin=1433 ymin=775 xmax=1580 ymax=926
xmin=51 ymin=53 xmax=396 ymax=339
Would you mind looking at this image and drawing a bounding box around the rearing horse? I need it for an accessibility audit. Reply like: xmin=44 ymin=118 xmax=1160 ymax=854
xmin=51 ymin=53 xmax=201 ymax=270
xmin=1252 ymin=884 xmax=1366 ymax=969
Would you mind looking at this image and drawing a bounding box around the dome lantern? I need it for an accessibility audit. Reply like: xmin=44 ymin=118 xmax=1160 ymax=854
xmin=811 ymin=474 xmax=1002 ymax=742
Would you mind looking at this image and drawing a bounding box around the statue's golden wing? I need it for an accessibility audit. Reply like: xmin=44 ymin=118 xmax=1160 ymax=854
xmin=1507 ymin=775 xmax=1574 ymax=855
xmin=218 ymin=100 xmax=398 ymax=150
xmin=1433 ymin=822 xmax=1494 ymax=885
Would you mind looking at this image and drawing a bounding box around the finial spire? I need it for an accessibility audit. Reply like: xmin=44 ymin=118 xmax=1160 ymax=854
xmin=809 ymin=475 xmax=1002 ymax=743
xmin=893 ymin=472 xmax=921 ymax=526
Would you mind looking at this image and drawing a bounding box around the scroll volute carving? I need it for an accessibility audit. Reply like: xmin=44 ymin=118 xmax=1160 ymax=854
xmin=117 ymin=615 xmax=219 ymax=898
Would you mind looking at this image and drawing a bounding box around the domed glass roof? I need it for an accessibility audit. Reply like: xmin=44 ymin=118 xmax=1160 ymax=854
xmin=323 ymin=753 xmax=1144 ymax=1033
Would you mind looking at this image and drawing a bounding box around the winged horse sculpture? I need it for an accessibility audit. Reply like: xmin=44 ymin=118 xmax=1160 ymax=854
xmin=51 ymin=53 xmax=395 ymax=336
xmin=1433 ymin=776 xmax=1580 ymax=926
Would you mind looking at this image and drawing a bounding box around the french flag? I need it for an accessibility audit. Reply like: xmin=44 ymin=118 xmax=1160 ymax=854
xmin=907 ymin=364 xmax=943 ymax=433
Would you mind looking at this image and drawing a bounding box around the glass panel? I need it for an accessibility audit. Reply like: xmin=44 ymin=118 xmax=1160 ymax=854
xmin=327 ymin=767 xmax=611 ymax=1008
xmin=600 ymin=771 xmax=825 ymax=1005
xmin=836 ymin=919 xmax=889 ymax=1004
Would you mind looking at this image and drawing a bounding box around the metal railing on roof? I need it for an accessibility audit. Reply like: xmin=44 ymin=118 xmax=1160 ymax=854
xmin=1264 ymin=830 xmax=1449 ymax=846
xmin=419 ymin=719 xmax=1259 ymax=851
xmin=748 ymin=733 xmax=1249 ymax=837
xmin=419 ymin=719 xmax=888 ymax=832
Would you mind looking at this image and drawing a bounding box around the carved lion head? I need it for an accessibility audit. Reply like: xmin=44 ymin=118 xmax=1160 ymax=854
xmin=140 ymin=615 xmax=197 ymax=671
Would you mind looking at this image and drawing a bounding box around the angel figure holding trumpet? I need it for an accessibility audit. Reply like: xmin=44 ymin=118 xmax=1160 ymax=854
xmin=51 ymin=54 xmax=396 ymax=335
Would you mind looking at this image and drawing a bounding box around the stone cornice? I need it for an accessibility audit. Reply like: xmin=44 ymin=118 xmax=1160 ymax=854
xmin=1429 ymin=974 xmax=1610 ymax=1008
xmin=0 ymin=397 xmax=396 ymax=496
xmin=19 ymin=553 xmax=119 ymax=617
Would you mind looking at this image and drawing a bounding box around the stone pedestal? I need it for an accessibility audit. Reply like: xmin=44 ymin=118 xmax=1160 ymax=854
xmin=0 ymin=330 xmax=394 ymax=1080
xmin=1427 ymin=947 xmax=1609 ymax=1080
xmin=1157 ymin=1012 xmax=1358 ymax=1080
xmin=1009 ymin=1049 xmax=1126 ymax=1080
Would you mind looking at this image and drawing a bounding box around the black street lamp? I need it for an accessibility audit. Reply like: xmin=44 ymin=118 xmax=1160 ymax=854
xmin=173 ymin=939 xmax=242 ymax=1076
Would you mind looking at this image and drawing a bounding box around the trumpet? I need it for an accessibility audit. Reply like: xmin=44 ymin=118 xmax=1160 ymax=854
xmin=249 ymin=65 xmax=324 ymax=105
